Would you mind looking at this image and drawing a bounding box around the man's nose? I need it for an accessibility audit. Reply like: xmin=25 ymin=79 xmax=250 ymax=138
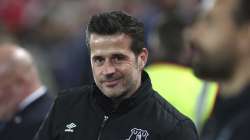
xmin=102 ymin=61 xmax=116 ymax=75
xmin=189 ymin=21 xmax=205 ymax=40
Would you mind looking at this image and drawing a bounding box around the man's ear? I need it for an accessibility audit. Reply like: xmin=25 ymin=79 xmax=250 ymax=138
xmin=138 ymin=48 xmax=148 ymax=70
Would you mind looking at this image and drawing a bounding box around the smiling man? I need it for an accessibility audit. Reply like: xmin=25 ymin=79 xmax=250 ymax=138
xmin=90 ymin=33 xmax=145 ymax=102
xmin=34 ymin=11 xmax=198 ymax=140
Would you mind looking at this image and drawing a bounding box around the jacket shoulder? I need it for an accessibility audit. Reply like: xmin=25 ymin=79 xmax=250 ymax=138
xmin=56 ymin=85 xmax=92 ymax=106
xmin=152 ymin=91 xmax=189 ymax=121
xmin=150 ymin=91 xmax=198 ymax=139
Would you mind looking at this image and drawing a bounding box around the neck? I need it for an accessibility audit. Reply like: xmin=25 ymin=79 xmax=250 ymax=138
xmin=219 ymin=59 xmax=250 ymax=98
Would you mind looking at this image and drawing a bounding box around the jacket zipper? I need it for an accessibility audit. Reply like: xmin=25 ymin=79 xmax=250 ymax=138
xmin=97 ymin=115 xmax=109 ymax=140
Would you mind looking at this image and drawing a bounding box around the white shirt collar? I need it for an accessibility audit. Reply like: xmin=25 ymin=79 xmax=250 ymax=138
xmin=19 ymin=86 xmax=47 ymax=110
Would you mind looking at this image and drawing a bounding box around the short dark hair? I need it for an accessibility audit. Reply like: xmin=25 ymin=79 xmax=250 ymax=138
xmin=234 ymin=0 xmax=250 ymax=25
xmin=85 ymin=11 xmax=145 ymax=55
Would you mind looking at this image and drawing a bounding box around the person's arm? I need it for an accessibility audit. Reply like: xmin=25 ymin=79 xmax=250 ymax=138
xmin=166 ymin=119 xmax=199 ymax=140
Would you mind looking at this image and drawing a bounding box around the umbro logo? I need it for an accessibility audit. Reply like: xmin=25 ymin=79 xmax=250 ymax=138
xmin=64 ymin=123 xmax=77 ymax=133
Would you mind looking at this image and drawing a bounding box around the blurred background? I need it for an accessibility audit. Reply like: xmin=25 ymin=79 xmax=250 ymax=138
xmin=0 ymin=0 xmax=200 ymax=93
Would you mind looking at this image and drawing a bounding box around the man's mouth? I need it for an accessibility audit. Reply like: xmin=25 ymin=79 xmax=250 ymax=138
xmin=103 ymin=78 xmax=121 ymax=87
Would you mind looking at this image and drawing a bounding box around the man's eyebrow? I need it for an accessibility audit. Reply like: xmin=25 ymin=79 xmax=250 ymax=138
xmin=112 ymin=53 xmax=126 ymax=56
xmin=92 ymin=55 xmax=103 ymax=59
xmin=112 ymin=53 xmax=129 ymax=58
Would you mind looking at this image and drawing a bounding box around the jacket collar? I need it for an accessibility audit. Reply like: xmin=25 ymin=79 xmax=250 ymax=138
xmin=92 ymin=71 xmax=154 ymax=116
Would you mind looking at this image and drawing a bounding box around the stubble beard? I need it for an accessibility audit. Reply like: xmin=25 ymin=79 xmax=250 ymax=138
xmin=192 ymin=53 xmax=236 ymax=81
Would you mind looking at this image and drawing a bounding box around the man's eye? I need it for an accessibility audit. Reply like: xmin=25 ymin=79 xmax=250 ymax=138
xmin=93 ymin=58 xmax=104 ymax=66
xmin=113 ymin=55 xmax=125 ymax=64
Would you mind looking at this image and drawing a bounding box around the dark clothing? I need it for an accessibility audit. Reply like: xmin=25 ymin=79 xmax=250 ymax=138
xmin=201 ymin=85 xmax=250 ymax=140
xmin=0 ymin=92 xmax=54 ymax=140
xmin=34 ymin=72 xmax=198 ymax=140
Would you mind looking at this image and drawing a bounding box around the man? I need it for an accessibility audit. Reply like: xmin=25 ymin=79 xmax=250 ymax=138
xmin=0 ymin=43 xmax=54 ymax=140
xmin=34 ymin=11 xmax=198 ymax=140
xmin=146 ymin=15 xmax=218 ymax=128
xmin=188 ymin=0 xmax=250 ymax=139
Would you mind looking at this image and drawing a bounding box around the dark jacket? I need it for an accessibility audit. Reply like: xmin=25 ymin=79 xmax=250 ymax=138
xmin=201 ymin=85 xmax=250 ymax=140
xmin=34 ymin=72 xmax=198 ymax=140
xmin=0 ymin=91 xmax=54 ymax=140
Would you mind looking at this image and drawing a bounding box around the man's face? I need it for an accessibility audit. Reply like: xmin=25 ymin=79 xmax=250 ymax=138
xmin=89 ymin=33 xmax=148 ymax=100
xmin=188 ymin=0 xmax=240 ymax=81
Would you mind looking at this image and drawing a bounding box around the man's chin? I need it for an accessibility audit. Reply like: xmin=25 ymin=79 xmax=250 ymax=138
xmin=193 ymin=70 xmax=212 ymax=81
xmin=102 ymin=88 xmax=122 ymax=97
xmin=193 ymin=66 xmax=231 ymax=81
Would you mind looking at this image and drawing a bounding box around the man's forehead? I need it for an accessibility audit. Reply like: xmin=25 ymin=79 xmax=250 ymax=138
xmin=90 ymin=33 xmax=132 ymax=54
xmin=201 ymin=0 xmax=236 ymax=11
xmin=90 ymin=33 xmax=131 ymax=44
xmin=201 ymin=0 xmax=216 ymax=12
xmin=200 ymin=0 xmax=237 ymax=19
xmin=91 ymin=46 xmax=131 ymax=57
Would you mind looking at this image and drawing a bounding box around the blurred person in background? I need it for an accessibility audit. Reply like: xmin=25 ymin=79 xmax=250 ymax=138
xmin=0 ymin=43 xmax=54 ymax=140
xmin=146 ymin=14 xmax=218 ymax=130
xmin=0 ymin=0 xmax=96 ymax=90
xmin=188 ymin=0 xmax=250 ymax=139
